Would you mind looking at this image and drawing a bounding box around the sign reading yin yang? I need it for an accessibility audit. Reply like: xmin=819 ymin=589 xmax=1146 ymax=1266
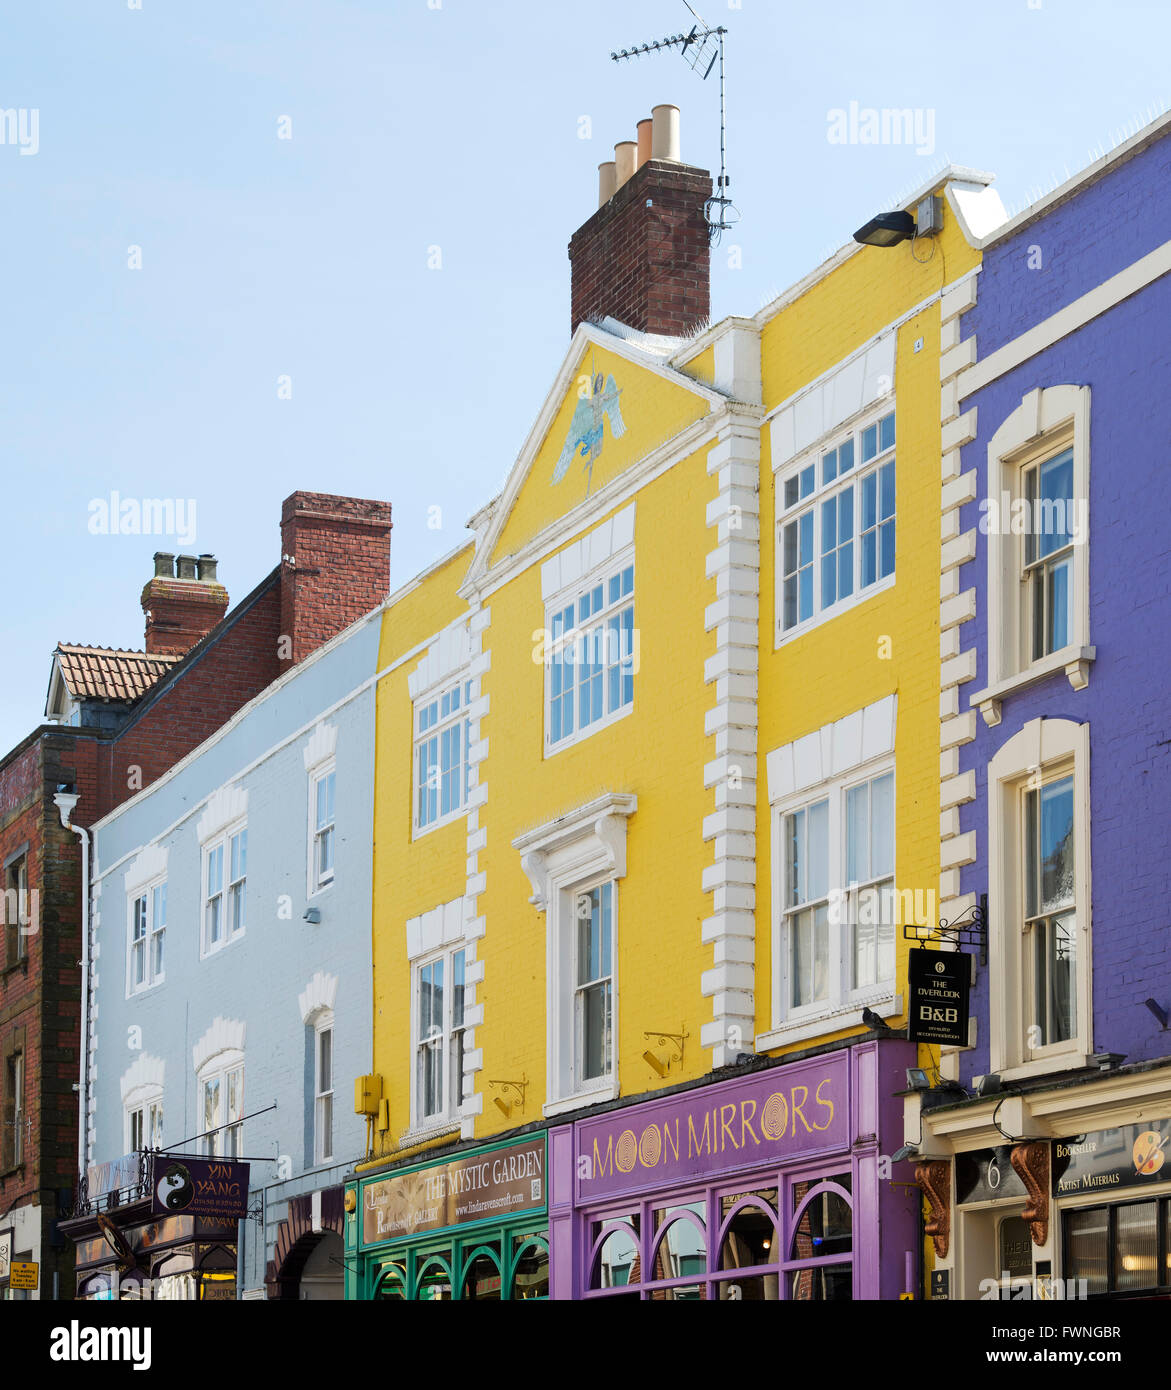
xmin=150 ymin=1154 xmax=250 ymax=1220
xmin=551 ymin=366 xmax=626 ymax=498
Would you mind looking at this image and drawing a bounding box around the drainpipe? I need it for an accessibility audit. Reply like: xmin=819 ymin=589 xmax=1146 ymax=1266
xmin=53 ymin=790 xmax=88 ymax=1179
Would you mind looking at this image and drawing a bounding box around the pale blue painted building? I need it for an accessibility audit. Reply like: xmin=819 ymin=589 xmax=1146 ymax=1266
xmin=85 ymin=607 xmax=381 ymax=1298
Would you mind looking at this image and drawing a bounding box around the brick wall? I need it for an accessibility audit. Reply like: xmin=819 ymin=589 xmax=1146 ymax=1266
xmin=279 ymin=492 xmax=393 ymax=672
xmin=569 ymin=159 xmax=712 ymax=337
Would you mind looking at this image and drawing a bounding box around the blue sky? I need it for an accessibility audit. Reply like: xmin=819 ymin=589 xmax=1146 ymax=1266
xmin=1 ymin=0 xmax=1167 ymax=749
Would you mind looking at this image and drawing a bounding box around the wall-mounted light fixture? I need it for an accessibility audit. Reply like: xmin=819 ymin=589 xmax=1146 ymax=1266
xmin=303 ymin=907 xmax=321 ymax=924
xmin=852 ymin=209 xmax=915 ymax=247
xmin=642 ymin=1027 xmax=688 ymax=1077
xmin=490 ymin=1077 xmax=528 ymax=1120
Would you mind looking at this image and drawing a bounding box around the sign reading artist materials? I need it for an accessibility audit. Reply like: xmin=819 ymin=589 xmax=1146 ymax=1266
xmin=907 ymin=948 xmax=970 ymax=1047
xmin=361 ymin=1136 xmax=546 ymax=1246
xmin=1053 ymin=1122 xmax=1170 ymax=1195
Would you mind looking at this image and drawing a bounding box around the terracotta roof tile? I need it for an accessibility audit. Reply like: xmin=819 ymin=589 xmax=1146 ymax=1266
xmin=54 ymin=644 xmax=182 ymax=704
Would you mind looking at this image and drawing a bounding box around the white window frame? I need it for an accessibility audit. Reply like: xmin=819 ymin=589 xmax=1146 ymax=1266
xmin=201 ymin=820 xmax=247 ymax=959
xmin=308 ymin=762 xmax=336 ymax=895
xmin=412 ymin=677 xmax=473 ymax=838
xmin=313 ymin=1012 xmax=335 ymax=1165
xmin=197 ymin=1051 xmax=245 ymax=1159
xmin=514 ymin=792 xmax=635 ymax=1117
xmin=771 ymin=761 xmax=898 ymax=1030
xmin=988 ymin=717 xmax=1092 ymax=1079
xmin=775 ymin=400 xmax=897 ymax=646
xmin=409 ymin=944 xmax=468 ymax=1131
xmin=567 ymin=878 xmax=616 ymax=1093
xmin=124 ymin=1088 xmax=164 ymax=1153
xmin=543 ymin=550 xmax=636 ymax=757
xmin=972 ymin=385 xmax=1093 ymax=725
xmin=126 ymin=875 xmax=167 ymax=996
xmin=6 ymin=1050 xmax=23 ymax=1168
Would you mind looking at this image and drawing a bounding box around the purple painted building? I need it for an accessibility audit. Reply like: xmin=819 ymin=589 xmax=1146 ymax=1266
xmin=911 ymin=117 xmax=1171 ymax=1300
xmin=549 ymin=1040 xmax=917 ymax=1300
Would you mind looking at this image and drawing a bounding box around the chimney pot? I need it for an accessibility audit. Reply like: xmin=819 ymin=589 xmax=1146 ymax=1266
xmin=636 ymin=118 xmax=653 ymax=171
xmin=598 ymin=161 xmax=617 ymax=207
xmin=153 ymin=551 xmax=175 ymax=579
xmin=176 ymin=554 xmax=198 ymax=580
xmin=197 ymin=554 xmax=218 ymax=582
xmin=651 ymin=104 xmax=681 ymax=162
xmin=614 ymin=141 xmax=637 ymax=190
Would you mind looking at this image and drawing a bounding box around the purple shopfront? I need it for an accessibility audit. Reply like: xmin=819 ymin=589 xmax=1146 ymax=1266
xmin=548 ymin=1040 xmax=917 ymax=1301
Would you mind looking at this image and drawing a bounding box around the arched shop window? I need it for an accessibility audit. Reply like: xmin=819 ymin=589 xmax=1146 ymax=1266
xmin=648 ymin=1205 xmax=707 ymax=1301
xmin=714 ymin=1190 xmax=780 ymax=1301
xmin=373 ymin=1263 xmax=406 ymax=1300
xmin=786 ymin=1177 xmax=853 ymax=1301
xmin=415 ymin=1255 xmax=454 ymax=1301
xmin=589 ymin=1216 xmax=640 ymax=1291
xmin=461 ymin=1245 xmax=502 ymax=1301
xmin=509 ymin=1238 xmax=550 ymax=1300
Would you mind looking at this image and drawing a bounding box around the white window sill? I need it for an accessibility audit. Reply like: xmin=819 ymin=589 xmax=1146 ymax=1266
xmin=970 ymin=645 xmax=1095 ymax=726
xmin=544 ymin=702 xmax=633 ymax=760
xmin=200 ymin=933 xmax=245 ymax=962
xmin=543 ymin=1079 xmax=619 ymax=1119
xmin=775 ymin=573 xmax=896 ymax=650
xmin=126 ymin=979 xmax=165 ymax=1000
xmin=757 ymin=994 xmax=901 ymax=1051
xmin=307 ymin=878 xmax=335 ymax=900
xmin=991 ymin=1051 xmax=1089 ymax=1084
xmin=412 ymin=807 xmax=468 ymax=842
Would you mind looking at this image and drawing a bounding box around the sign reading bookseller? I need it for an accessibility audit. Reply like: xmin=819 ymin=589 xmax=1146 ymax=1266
xmin=150 ymin=1155 xmax=250 ymax=1220
xmin=362 ymin=1136 xmax=546 ymax=1246
xmin=576 ymin=1053 xmax=849 ymax=1203
xmin=1053 ymin=1122 xmax=1170 ymax=1196
xmin=907 ymin=948 xmax=970 ymax=1047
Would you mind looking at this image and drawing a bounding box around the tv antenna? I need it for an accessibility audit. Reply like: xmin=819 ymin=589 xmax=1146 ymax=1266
xmin=610 ymin=0 xmax=739 ymax=242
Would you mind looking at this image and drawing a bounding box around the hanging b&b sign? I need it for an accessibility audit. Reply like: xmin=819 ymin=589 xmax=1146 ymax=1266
xmin=908 ymin=948 xmax=971 ymax=1047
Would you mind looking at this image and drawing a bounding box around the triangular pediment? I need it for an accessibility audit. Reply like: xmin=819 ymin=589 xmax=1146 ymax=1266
xmin=462 ymin=322 xmax=725 ymax=593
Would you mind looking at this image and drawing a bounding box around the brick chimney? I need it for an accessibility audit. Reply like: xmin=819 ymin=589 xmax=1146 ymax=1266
xmin=569 ymin=104 xmax=711 ymax=337
xmin=279 ymin=492 xmax=393 ymax=671
xmin=141 ymin=552 xmax=230 ymax=655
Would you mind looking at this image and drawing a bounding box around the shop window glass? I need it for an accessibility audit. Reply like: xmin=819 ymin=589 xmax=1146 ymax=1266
xmin=792 ymin=1173 xmax=850 ymax=1211
xmin=510 ymin=1239 xmax=550 ymax=1300
xmin=416 ymin=1256 xmax=453 ymax=1301
xmin=374 ymin=1263 xmax=406 ymax=1300
xmin=1064 ymin=1207 xmax=1109 ymax=1296
xmin=715 ymin=1273 xmax=778 ymax=1301
xmin=790 ymin=1263 xmax=852 ymax=1301
xmin=462 ymin=1248 xmax=502 ymax=1301
xmin=718 ymin=1193 xmax=778 ymax=1271
xmin=789 ymin=1188 xmax=852 ymax=1262
xmin=591 ymin=1220 xmax=640 ymax=1288
xmin=1116 ymin=1202 xmax=1159 ymax=1293
xmin=651 ymin=1214 xmax=707 ymax=1285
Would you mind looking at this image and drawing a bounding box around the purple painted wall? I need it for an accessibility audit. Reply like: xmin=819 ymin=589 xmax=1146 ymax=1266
xmin=957 ymin=129 xmax=1171 ymax=1083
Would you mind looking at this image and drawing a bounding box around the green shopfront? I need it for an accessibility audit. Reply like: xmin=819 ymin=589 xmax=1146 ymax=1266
xmin=345 ymin=1134 xmax=548 ymax=1300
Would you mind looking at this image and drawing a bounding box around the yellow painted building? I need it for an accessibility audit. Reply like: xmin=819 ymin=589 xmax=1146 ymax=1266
xmin=346 ymin=152 xmax=997 ymax=1302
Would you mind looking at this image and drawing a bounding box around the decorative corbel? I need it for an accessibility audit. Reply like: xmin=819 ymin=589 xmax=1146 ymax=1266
xmin=593 ymin=812 xmax=627 ymax=881
xmin=519 ymin=851 xmax=548 ymax=911
xmin=915 ymin=1160 xmax=952 ymax=1260
xmin=1010 ymin=1141 xmax=1050 ymax=1247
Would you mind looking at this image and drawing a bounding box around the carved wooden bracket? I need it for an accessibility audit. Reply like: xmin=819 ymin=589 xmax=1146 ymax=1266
xmin=1010 ymin=1141 xmax=1050 ymax=1246
xmin=915 ymin=1160 xmax=951 ymax=1260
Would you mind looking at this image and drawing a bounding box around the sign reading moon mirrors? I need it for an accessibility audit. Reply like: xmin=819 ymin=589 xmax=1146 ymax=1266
xmin=575 ymin=1053 xmax=848 ymax=1202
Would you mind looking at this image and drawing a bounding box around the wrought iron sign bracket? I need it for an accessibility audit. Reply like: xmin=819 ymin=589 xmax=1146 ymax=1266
xmin=903 ymin=893 xmax=987 ymax=966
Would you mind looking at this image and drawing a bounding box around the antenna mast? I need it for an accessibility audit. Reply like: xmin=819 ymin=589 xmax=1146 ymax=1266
xmin=610 ymin=1 xmax=740 ymax=242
